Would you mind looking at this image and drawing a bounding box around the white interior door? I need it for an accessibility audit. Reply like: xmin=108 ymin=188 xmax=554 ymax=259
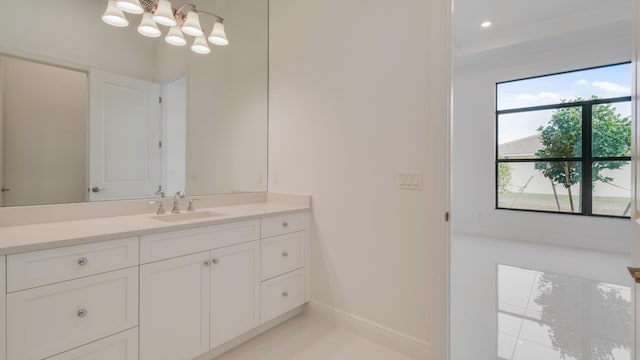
xmin=89 ymin=70 xmax=161 ymax=201
xmin=632 ymin=1 xmax=640 ymax=358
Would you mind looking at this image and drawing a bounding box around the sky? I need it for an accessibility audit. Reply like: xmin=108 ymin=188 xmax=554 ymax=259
xmin=497 ymin=63 xmax=632 ymax=144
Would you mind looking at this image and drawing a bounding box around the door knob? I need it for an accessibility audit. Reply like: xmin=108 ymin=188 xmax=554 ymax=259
xmin=1 ymin=188 xmax=9 ymax=192
xmin=91 ymin=186 xmax=105 ymax=193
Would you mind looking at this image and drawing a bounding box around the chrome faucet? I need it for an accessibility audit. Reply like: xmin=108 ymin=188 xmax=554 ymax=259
xmin=172 ymin=191 xmax=185 ymax=214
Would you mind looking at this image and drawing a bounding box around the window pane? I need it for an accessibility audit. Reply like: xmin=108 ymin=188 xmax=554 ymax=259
xmin=592 ymin=161 xmax=631 ymax=216
xmin=592 ymin=102 xmax=632 ymax=158
xmin=497 ymin=63 xmax=631 ymax=110
xmin=498 ymin=108 xmax=582 ymax=159
xmin=498 ymin=162 xmax=581 ymax=213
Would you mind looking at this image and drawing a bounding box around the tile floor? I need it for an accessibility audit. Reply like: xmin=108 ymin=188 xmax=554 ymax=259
xmin=213 ymin=313 xmax=415 ymax=360
xmin=452 ymin=234 xmax=633 ymax=360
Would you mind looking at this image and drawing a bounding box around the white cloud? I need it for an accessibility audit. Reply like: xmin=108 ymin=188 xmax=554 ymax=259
xmin=573 ymin=79 xmax=589 ymax=87
xmin=515 ymin=92 xmax=560 ymax=103
xmin=591 ymin=80 xmax=630 ymax=94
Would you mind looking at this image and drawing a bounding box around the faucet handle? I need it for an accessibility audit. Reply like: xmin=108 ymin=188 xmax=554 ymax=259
xmin=187 ymin=199 xmax=199 ymax=212
xmin=149 ymin=201 xmax=165 ymax=215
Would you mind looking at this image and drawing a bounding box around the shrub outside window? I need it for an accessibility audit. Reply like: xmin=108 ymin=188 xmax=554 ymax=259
xmin=496 ymin=63 xmax=632 ymax=218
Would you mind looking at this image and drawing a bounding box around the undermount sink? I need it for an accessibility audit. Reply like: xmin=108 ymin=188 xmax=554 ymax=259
xmin=151 ymin=211 xmax=226 ymax=222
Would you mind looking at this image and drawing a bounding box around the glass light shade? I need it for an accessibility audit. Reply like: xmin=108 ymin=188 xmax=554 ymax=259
xmin=165 ymin=26 xmax=187 ymax=46
xmin=116 ymin=0 xmax=144 ymax=14
xmin=208 ymin=21 xmax=228 ymax=46
xmin=152 ymin=0 xmax=176 ymax=26
xmin=138 ymin=12 xmax=162 ymax=37
xmin=191 ymin=36 xmax=210 ymax=54
xmin=102 ymin=0 xmax=129 ymax=27
xmin=181 ymin=11 xmax=204 ymax=37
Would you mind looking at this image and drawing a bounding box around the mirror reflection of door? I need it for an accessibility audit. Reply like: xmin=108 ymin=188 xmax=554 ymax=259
xmin=1 ymin=56 xmax=87 ymax=207
xmin=161 ymin=76 xmax=187 ymax=197
xmin=88 ymin=70 xmax=162 ymax=201
xmin=0 ymin=59 xmax=4 ymax=206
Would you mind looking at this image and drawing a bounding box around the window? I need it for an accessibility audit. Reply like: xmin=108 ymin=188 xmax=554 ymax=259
xmin=496 ymin=63 xmax=632 ymax=218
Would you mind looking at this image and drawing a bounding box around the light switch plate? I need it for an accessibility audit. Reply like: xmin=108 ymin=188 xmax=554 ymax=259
xmin=399 ymin=172 xmax=423 ymax=190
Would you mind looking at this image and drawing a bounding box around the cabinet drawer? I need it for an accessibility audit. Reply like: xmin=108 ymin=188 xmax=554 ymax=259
xmin=261 ymin=232 xmax=304 ymax=280
xmin=47 ymin=328 xmax=138 ymax=360
xmin=140 ymin=219 xmax=260 ymax=263
xmin=261 ymin=268 xmax=305 ymax=323
xmin=7 ymin=237 xmax=139 ymax=292
xmin=261 ymin=212 xmax=306 ymax=238
xmin=7 ymin=268 xmax=139 ymax=360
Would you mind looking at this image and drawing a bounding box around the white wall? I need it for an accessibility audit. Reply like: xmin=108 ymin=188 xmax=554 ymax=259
xmin=269 ymin=0 xmax=450 ymax=356
xmin=1 ymin=57 xmax=87 ymax=206
xmin=0 ymin=0 xmax=156 ymax=80
xmin=452 ymin=22 xmax=635 ymax=253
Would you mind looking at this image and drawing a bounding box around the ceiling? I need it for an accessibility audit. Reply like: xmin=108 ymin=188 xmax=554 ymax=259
xmin=453 ymin=0 xmax=633 ymax=64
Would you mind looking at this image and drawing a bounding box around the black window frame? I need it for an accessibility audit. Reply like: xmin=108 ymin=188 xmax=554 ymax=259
xmin=495 ymin=63 xmax=632 ymax=219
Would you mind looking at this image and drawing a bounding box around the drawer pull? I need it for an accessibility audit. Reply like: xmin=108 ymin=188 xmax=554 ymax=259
xmin=77 ymin=308 xmax=88 ymax=318
xmin=204 ymin=260 xmax=211 ymax=266
xmin=282 ymin=222 xmax=288 ymax=228
xmin=282 ymin=291 xmax=289 ymax=297
xmin=212 ymin=258 xmax=219 ymax=265
xmin=282 ymin=251 xmax=289 ymax=258
xmin=78 ymin=257 xmax=88 ymax=266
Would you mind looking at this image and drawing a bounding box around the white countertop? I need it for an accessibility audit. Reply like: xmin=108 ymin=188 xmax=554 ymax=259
xmin=0 ymin=201 xmax=309 ymax=255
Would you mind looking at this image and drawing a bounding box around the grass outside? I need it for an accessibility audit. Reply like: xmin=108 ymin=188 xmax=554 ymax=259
xmin=498 ymin=192 xmax=631 ymax=217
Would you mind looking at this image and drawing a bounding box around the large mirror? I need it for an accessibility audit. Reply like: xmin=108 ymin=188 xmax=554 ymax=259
xmin=0 ymin=0 xmax=268 ymax=207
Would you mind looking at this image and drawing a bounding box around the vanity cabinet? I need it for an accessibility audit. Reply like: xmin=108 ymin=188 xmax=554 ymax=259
xmin=5 ymin=238 xmax=140 ymax=360
xmin=2 ymin=209 xmax=309 ymax=360
xmin=7 ymin=267 xmax=139 ymax=360
xmin=139 ymin=229 xmax=261 ymax=360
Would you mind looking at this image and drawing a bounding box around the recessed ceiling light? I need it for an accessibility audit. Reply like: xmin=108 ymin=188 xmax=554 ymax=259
xmin=481 ymin=21 xmax=492 ymax=28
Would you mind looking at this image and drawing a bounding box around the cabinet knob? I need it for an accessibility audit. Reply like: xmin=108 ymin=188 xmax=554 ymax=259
xmin=212 ymin=258 xmax=219 ymax=265
xmin=204 ymin=260 xmax=211 ymax=266
xmin=282 ymin=251 xmax=289 ymax=258
xmin=282 ymin=222 xmax=288 ymax=228
xmin=78 ymin=257 xmax=88 ymax=266
xmin=77 ymin=309 xmax=88 ymax=318
xmin=282 ymin=291 xmax=289 ymax=297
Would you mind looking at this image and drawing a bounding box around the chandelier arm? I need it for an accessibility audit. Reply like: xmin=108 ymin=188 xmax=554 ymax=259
xmin=197 ymin=11 xmax=224 ymax=22
xmin=175 ymin=3 xmax=198 ymax=14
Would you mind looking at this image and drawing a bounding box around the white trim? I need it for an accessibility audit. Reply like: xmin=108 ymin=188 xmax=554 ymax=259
xmin=305 ymin=300 xmax=431 ymax=359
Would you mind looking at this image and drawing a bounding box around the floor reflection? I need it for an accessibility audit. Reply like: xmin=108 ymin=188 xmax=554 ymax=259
xmin=497 ymin=265 xmax=631 ymax=360
xmin=451 ymin=234 xmax=633 ymax=360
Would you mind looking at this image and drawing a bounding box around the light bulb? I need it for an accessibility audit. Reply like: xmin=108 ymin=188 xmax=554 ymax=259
xmin=102 ymin=0 xmax=129 ymax=27
xmin=138 ymin=12 xmax=162 ymax=37
xmin=181 ymin=11 xmax=204 ymax=37
xmin=152 ymin=0 xmax=177 ymax=27
xmin=165 ymin=26 xmax=187 ymax=46
xmin=208 ymin=21 xmax=228 ymax=46
xmin=116 ymin=0 xmax=144 ymax=14
xmin=191 ymin=36 xmax=210 ymax=54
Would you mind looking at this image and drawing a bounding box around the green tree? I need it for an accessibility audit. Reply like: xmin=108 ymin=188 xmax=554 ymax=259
xmin=534 ymin=97 xmax=631 ymax=212
xmin=497 ymin=162 xmax=513 ymax=194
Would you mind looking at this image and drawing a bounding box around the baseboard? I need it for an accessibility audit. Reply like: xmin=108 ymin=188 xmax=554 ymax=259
xmin=195 ymin=306 xmax=304 ymax=360
xmin=305 ymin=301 xmax=431 ymax=359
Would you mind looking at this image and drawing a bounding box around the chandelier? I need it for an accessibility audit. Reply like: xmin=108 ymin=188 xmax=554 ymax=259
xmin=102 ymin=0 xmax=229 ymax=55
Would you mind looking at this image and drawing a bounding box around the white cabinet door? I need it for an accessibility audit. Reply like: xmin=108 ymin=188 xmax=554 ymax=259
xmin=47 ymin=328 xmax=138 ymax=360
xmin=210 ymin=241 xmax=261 ymax=348
xmin=139 ymin=252 xmax=210 ymax=360
xmin=1 ymin=256 xmax=6 ymax=360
